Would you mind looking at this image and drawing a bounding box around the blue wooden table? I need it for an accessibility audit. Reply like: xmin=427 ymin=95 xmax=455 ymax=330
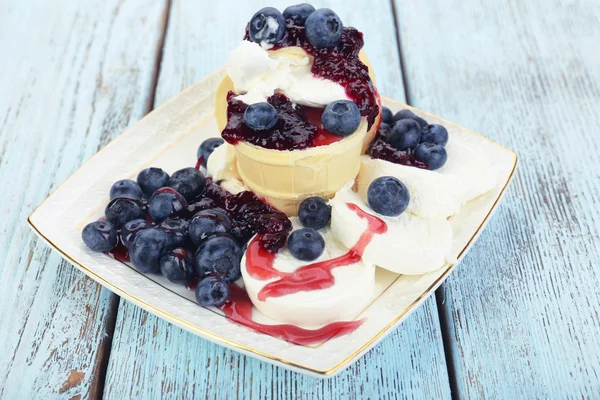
xmin=1 ymin=0 xmax=599 ymax=398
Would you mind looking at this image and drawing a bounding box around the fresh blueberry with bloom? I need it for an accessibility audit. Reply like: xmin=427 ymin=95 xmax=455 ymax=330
xmin=195 ymin=276 xmax=230 ymax=307
xmin=244 ymin=102 xmax=278 ymax=131
xmin=120 ymin=219 xmax=152 ymax=248
xmin=137 ymin=167 xmax=170 ymax=198
xmin=322 ymin=100 xmax=361 ymax=137
xmin=283 ymin=3 xmax=315 ymax=25
xmin=160 ymin=248 xmax=195 ymax=285
xmin=148 ymin=187 xmax=188 ymax=223
xmin=388 ymin=119 xmax=422 ymax=150
xmin=414 ymin=142 xmax=448 ymax=170
xmin=168 ymin=167 xmax=206 ymax=202
xmin=193 ymin=233 xmax=242 ymax=283
xmin=188 ymin=209 xmax=233 ymax=246
xmin=298 ymin=197 xmax=331 ymax=230
xmin=249 ymin=7 xmax=286 ymax=47
xmin=287 ymin=228 xmax=325 ymax=261
xmin=420 ymin=124 xmax=449 ymax=146
xmin=105 ymin=197 xmax=147 ymax=228
xmin=197 ymin=137 xmax=224 ymax=168
xmin=367 ymin=176 xmax=410 ymax=217
xmin=82 ymin=220 xmax=118 ymax=252
xmin=305 ymin=8 xmax=343 ymax=48
xmin=393 ymin=109 xmax=427 ymax=128
xmin=159 ymin=218 xmax=190 ymax=248
xmin=109 ymin=179 xmax=143 ymax=200
xmin=381 ymin=106 xmax=393 ymax=124
xmin=129 ymin=228 xmax=172 ymax=273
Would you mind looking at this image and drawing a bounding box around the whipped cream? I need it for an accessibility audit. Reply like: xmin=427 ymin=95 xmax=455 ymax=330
xmin=206 ymin=142 xmax=246 ymax=194
xmin=241 ymin=218 xmax=376 ymax=327
xmin=357 ymin=137 xmax=498 ymax=219
xmin=227 ymin=41 xmax=348 ymax=107
xmin=330 ymin=187 xmax=453 ymax=275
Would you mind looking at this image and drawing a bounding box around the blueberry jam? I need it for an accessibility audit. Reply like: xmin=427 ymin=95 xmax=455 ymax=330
xmin=225 ymin=23 xmax=378 ymax=151
xmin=222 ymin=93 xmax=343 ymax=150
xmin=204 ymin=178 xmax=292 ymax=252
xmin=368 ymin=133 xmax=429 ymax=169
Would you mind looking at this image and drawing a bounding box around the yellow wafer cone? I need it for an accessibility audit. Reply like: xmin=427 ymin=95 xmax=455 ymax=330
xmin=213 ymin=48 xmax=381 ymax=215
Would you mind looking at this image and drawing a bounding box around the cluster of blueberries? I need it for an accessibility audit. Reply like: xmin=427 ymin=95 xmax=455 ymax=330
xmin=82 ymin=138 xmax=244 ymax=308
xmin=287 ymin=197 xmax=333 ymax=262
xmin=245 ymin=99 xmax=360 ymax=138
xmin=249 ymin=4 xmax=343 ymax=49
xmin=379 ymin=107 xmax=449 ymax=170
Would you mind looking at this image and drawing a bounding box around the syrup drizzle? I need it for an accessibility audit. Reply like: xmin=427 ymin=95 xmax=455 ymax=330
xmin=245 ymin=203 xmax=387 ymax=301
xmin=219 ymin=285 xmax=364 ymax=346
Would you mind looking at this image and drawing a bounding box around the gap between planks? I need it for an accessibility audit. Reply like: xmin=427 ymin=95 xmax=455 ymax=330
xmin=389 ymin=0 xmax=460 ymax=397
xmin=93 ymin=0 xmax=173 ymax=397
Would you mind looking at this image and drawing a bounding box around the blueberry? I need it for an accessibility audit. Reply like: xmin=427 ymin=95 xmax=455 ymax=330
xmin=160 ymin=248 xmax=195 ymax=285
xmin=388 ymin=119 xmax=422 ymax=150
xmin=392 ymin=109 xmax=427 ymax=128
xmin=298 ymin=197 xmax=331 ymax=230
xmin=193 ymin=233 xmax=242 ymax=283
xmin=130 ymin=228 xmax=172 ymax=273
xmin=283 ymin=3 xmax=315 ymax=25
xmin=82 ymin=220 xmax=117 ymax=252
xmin=105 ymin=197 xmax=147 ymax=228
xmin=197 ymin=138 xmax=224 ymax=168
xmin=110 ymin=179 xmax=143 ymax=200
xmin=137 ymin=167 xmax=170 ymax=198
xmin=379 ymin=122 xmax=392 ymax=140
xmin=169 ymin=167 xmax=206 ymax=202
xmin=148 ymin=188 xmax=188 ymax=223
xmin=189 ymin=209 xmax=233 ymax=246
xmin=195 ymin=276 xmax=229 ymax=307
xmin=159 ymin=218 xmax=190 ymax=248
xmin=287 ymin=228 xmax=325 ymax=261
xmin=305 ymin=8 xmax=343 ymax=48
xmin=367 ymin=176 xmax=410 ymax=217
xmin=120 ymin=219 xmax=152 ymax=249
xmin=322 ymin=100 xmax=361 ymax=137
xmin=381 ymin=107 xmax=393 ymax=124
xmin=420 ymin=124 xmax=449 ymax=146
xmin=414 ymin=142 xmax=448 ymax=170
xmin=244 ymin=102 xmax=278 ymax=131
xmin=249 ymin=7 xmax=286 ymax=47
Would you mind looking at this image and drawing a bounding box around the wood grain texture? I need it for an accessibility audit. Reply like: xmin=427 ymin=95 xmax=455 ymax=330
xmin=102 ymin=1 xmax=451 ymax=398
xmin=0 ymin=0 xmax=168 ymax=398
xmin=394 ymin=0 xmax=600 ymax=397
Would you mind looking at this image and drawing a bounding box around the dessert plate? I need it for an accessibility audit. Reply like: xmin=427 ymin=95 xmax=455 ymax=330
xmin=28 ymin=66 xmax=517 ymax=377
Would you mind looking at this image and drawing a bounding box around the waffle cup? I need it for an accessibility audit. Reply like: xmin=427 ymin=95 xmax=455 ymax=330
xmin=214 ymin=50 xmax=381 ymax=215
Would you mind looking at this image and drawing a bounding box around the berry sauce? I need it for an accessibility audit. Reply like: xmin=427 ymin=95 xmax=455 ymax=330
xmin=245 ymin=24 xmax=378 ymax=127
xmin=220 ymin=285 xmax=364 ymax=346
xmin=203 ymin=178 xmax=292 ymax=253
xmin=369 ymin=133 xmax=429 ymax=169
xmin=245 ymin=202 xmax=387 ymax=300
xmin=107 ymin=241 xmax=130 ymax=263
xmin=222 ymin=93 xmax=343 ymax=150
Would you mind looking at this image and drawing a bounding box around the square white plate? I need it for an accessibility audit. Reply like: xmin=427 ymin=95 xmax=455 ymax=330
xmin=28 ymin=66 xmax=517 ymax=377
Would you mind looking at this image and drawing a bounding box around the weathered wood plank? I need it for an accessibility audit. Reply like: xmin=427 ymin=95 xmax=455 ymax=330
xmin=394 ymin=0 xmax=600 ymax=397
xmin=103 ymin=1 xmax=451 ymax=398
xmin=0 ymin=0 xmax=168 ymax=398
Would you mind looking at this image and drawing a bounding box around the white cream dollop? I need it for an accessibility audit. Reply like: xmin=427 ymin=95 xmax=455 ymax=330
xmin=241 ymin=218 xmax=376 ymax=327
xmin=329 ymin=187 xmax=453 ymax=275
xmin=356 ymin=136 xmax=498 ymax=219
xmin=227 ymin=41 xmax=348 ymax=107
xmin=206 ymin=142 xmax=246 ymax=194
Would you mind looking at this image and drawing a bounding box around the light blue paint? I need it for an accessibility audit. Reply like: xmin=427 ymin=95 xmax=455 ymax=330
xmin=394 ymin=0 xmax=600 ymax=397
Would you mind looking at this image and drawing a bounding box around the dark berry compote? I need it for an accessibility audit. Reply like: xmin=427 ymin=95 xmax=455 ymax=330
xmin=222 ymin=92 xmax=344 ymax=150
xmin=247 ymin=23 xmax=379 ymax=127
xmin=368 ymin=130 xmax=429 ymax=169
